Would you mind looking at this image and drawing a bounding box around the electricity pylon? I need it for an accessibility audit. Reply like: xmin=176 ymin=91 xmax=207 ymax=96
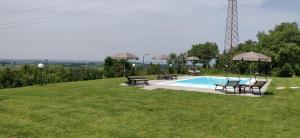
xmin=224 ymin=0 xmax=239 ymax=53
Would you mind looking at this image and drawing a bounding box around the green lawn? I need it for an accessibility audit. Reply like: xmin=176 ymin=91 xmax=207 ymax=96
xmin=0 ymin=77 xmax=300 ymax=137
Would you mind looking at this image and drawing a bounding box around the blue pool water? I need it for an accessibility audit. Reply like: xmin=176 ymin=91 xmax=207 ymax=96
xmin=173 ymin=76 xmax=251 ymax=89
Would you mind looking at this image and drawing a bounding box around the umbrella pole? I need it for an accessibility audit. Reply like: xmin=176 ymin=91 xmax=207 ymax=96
xmin=250 ymin=63 xmax=252 ymax=76
xmin=158 ymin=61 xmax=161 ymax=74
xmin=249 ymin=62 xmax=252 ymax=85
xmin=123 ymin=61 xmax=126 ymax=77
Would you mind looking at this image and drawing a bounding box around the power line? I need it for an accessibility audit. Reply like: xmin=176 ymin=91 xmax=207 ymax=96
xmin=0 ymin=0 xmax=147 ymax=26
xmin=0 ymin=0 xmax=125 ymax=26
xmin=0 ymin=0 xmax=153 ymax=29
xmin=0 ymin=0 xmax=108 ymax=16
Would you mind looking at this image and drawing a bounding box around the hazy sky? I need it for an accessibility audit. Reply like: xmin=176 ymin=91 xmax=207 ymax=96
xmin=0 ymin=0 xmax=299 ymax=61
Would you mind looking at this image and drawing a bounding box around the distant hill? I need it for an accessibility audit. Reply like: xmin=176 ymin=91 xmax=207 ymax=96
xmin=0 ymin=59 xmax=103 ymax=65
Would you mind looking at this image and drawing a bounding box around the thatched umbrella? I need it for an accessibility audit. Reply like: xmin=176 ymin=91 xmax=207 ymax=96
xmin=111 ymin=52 xmax=139 ymax=76
xmin=233 ymin=51 xmax=271 ymax=75
xmin=112 ymin=52 xmax=139 ymax=60
xmin=152 ymin=54 xmax=170 ymax=61
xmin=187 ymin=57 xmax=200 ymax=72
xmin=152 ymin=54 xmax=170 ymax=74
xmin=233 ymin=52 xmax=271 ymax=62
xmin=186 ymin=56 xmax=200 ymax=61
xmin=152 ymin=54 xmax=170 ymax=66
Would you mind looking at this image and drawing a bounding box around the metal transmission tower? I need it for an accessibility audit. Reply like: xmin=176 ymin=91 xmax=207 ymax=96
xmin=224 ymin=0 xmax=239 ymax=53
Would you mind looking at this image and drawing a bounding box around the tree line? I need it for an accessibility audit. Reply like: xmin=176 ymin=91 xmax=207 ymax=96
xmin=103 ymin=56 xmax=190 ymax=78
xmin=103 ymin=22 xmax=300 ymax=78
xmin=217 ymin=22 xmax=300 ymax=77
xmin=166 ymin=22 xmax=300 ymax=77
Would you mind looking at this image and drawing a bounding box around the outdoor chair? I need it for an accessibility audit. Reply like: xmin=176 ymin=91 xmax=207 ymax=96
xmin=189 ymin=69 xmax=201 ymax=76
xmin=157 ymin=74 xmax=177 ymax=80
xmin=238 ymin=78 xmax=268 ymax=95
xmin=237 ymin=78 xmax=257 ymax=94
xmin=125 ymin=75 xmax=149 ymax=85
xmin=249 ymin=80 xmax=268 ymax=95
xmin=215 ymin=80 xmax=241 ymax=93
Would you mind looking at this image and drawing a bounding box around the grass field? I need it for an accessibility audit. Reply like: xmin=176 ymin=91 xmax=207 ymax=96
xmin=0 ymin=77 xmax=300 ymax=137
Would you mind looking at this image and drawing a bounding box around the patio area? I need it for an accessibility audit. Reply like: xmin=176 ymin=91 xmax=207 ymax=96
xmin=142 ymin=76 xmax=272 ymax=97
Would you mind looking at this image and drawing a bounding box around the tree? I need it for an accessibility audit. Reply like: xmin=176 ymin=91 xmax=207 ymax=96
xmin=188 ymin=42 xmax=219 ymax=68
xmin=257 ymin=22 xmax=300 ymax=76
xmin=166 ymin=53 xmax=188 ymax=74
xmin=276 ymin=43 xmax=300 ymax=67
xmin=217 ymin=22 xmax=300 ymax=76
xmin=278 ymin=63 xmax=294 ymax=77
xmin=103 ymin=57 xmax=131 ymax=78
xmin=104 ymin=57 xmax=118 ymax=78
xmin=147 ymin=63 xmax=161 ymax=75
xmin=167 ymin=53 xmax=177 ymax=66
xmin=237 ymin=40 xmax=260 ymax=52
xmin=257 ymin=22 xmax=300 ymax=53
xmin=0 ymin=68 xmax=18 ymax=88
xmin=176 ymin=53 xmax=188 ymax=74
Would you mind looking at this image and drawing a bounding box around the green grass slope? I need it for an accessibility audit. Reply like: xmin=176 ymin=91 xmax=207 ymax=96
xmin=0 ymin=77 xmax=300 ymax=137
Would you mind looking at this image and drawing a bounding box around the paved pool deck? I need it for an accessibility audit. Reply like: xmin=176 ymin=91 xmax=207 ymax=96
xmin=143 ymin=76 xmax=272 ymax=97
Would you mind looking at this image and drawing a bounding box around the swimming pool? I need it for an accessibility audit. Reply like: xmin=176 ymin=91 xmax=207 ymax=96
xmin=163 ymin=76 xmax=251 ymax=89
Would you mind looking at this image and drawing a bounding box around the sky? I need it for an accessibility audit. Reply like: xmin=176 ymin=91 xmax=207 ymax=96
xmin=0 ymin=0 xmax=299 ymax=61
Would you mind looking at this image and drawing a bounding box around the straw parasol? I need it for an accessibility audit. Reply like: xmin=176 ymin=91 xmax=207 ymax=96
xmin=186 ymin=56 xmax=200 ymax=72
xmin=233 ymin=52 xmax=271 ymax=62
xmin=111 ymin=52 xmax=139 ymax=76
xmin=152 ymin=54 xmax=170 ymax=74
xmin=186 ymin=56 xmax=200 ymax=61
xmin=152 ymin=54 xmax=170 ymax=61
xmin=233 ymin=51 xmax=271 ymax=76
xmin=112 ymin=52 xmax=139 ymax=60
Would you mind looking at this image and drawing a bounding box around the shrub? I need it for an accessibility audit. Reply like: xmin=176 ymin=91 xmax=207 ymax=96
xmin=271 ymin=68 xmax=280 ymax=77
xmin=278 ymin=63 xmax=294 ymax=77
xmin=168 ymin=66 xmax=175 ymax=74
xmin=294 ymin=64 xmax=300 ymax=76
xmin=201 ymin=68 xmax=224 ymax=75
xmin=147 ymin=64 xmax=161 ymax=75
xmin=103 ymin=57 xmax=132 ymax=78
xmin=0 ymin=65 xmax=104 ymax=89
xmin=176 ymin=65 xmax=188 ymax=74
xmin=14 ymin=79 xmax=23 ymax=88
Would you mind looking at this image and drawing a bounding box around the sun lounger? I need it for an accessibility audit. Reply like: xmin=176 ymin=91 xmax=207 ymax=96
xmin=215 ymin=79 xmax=240 ymax=93
xmin=238 ymin=79 xmax=267 ymax=94
xmin=129 ymin=76 xmax=148 ymax=79
xmin=157 ymin=74 xmax=177 ymax=80
xmin=249 ymin=80 xmax=268 ymax=94
xmin=126 ymin=76 xmax=149 ymax=85
xmin=237 ymin=78 xmax=257 ymax=94
xmin=189 ymin=69 xmax=201 ymax=76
